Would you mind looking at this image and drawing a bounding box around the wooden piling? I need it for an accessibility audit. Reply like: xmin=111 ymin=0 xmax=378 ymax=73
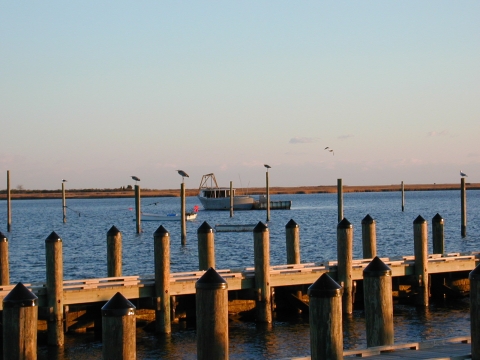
xmin=230 ymin=181 xmax=234 ymax=218
xmin=107 ymin=226 xmax=122 ymax=277
xmin=253 ymin=222 xmax=272 ymax=323
xmin=101 ymin=292 xmax=136 ymax=360
xmin=432 ymin=213 xmax=444 ymax=254
xmin=461 ymin=177 xmax=466 ymax=237
xmin=401 ymin=181 xmax=405 ymax=212
xmin=363 ymin=256 xmax=394 ymax=347
xmin=3 ymin=282 xmax=38 ymax=360
xmin=181 ymin=182 xmax=186 ymax=245
xmin=198 ymin=221 xmax=215 ymax=271
xmin=0 ymin=232 xmax=9 ymax=285
xmin=135 ymin=185 xmax=141 ymax=234
xmin=62 ymin=181 xmax=66 ymax=223
xmin=195 ymin=268 xmax=229 ymax=360
xmin=337 ymin=218 xmax=353 ymax=314
xmin=7 ymin=170 xmax=11 ymax=232
xmin=361 ymin=214 xmax=377 ymax=259
xmin=337 ymin=178 xmax=343 ymax=222
xmin=469 ymin=264 xmax=480 ymax=360
xmin=285 ymin=219 xmax=300 ymax=264
xmin=45 ymin=231 xmax=64 ymax=346
xmin=266 ymin=170 xmax=270 ymax=222
xmin=308 ymin=273 xmax=343 ymax=360
xmin=413 ymin=215 xmax=429 ymax=307
xmin=154 ymin=225 xmax=171 ymax=334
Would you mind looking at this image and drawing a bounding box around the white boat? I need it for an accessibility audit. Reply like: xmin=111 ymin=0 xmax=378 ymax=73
xmin=198 ymin=173 xmax=255 ymax=210
xmin=141 ymin=212 xmax=198 ymax=222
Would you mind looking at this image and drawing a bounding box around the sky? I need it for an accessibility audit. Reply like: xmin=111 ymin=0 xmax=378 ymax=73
xmin=1 ymin=1 xmax=479 ymax=190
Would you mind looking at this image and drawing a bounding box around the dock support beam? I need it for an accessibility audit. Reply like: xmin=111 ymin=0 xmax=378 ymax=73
xmin=198 ymin=221 xmax=215 ymax=271
xmin=337 ymin=218 xmax=353 ymax=314
xmin=254 ymin=222 xmax=272 ymax=323
xmin=154 ymin=225 xmax=171 ymax=334
xmin=413 ymin=215 xmax=429 ymax=306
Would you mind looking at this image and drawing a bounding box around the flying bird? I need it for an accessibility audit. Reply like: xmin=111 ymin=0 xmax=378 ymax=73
xmin=131 ymin=176 xmax=140 ymax=183
xmin=176 ymin=170 xmax=189 ymax=182
xmin=329 ymin=149 xmax=334 ymax=156
xmin=460 ymin=170 xmax=468 ymax=177
xmin=324 ymin=147 xmax=329 ymax=150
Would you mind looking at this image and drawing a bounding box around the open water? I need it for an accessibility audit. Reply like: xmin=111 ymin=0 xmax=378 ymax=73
xmin=0 ymin=189 xmax=479 ymax=359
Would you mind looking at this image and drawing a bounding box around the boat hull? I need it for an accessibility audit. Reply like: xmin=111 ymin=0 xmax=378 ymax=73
xmin=141 ymin=213 xmax=197 ymax=221
xmin=198 ymin=196 xmax=255 ymax=210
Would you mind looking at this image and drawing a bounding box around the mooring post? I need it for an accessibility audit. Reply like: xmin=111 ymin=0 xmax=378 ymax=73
xmin=7 ymin=170 xmax=11 ymax=232
xmin=337 ymin=178 xmax=343 ymax=222
xmin=413 ymin=215 xmax=429 ymax=307
xmin=308 ymin=273 xmax=343 ymax=360
xmin=253 ymin=222 xmax=272 ymax=323
xmin=266 ymin=169 xmax=271 ymax=222
xmin=432 ymin=213 xmax=444 ymax=254
xmin=135 ymin=184 xmax=141 ymax=234
xmin=154 ymin=225 xmax=171 ymax=334
xmin=107 ymin=226 xmax=122 ymax=277
xmin=3 ymin=282 xmax=38 ymax=360
xmin=461 ymin=177 xmax=467 ymax=237
xmin=363 ymin=256 xmax=394 ymax=347
xmin=45 ymin=231 xmax=64 ymax=346
xmin=62 ymin=181 xmax=66 ymax=223
xmin=198 ymin=221 xmax=215 ymax=271
xmin=181 ymin=182 xmax=187 ymax=245
xmin=470 ymin=264 xmax=480 ymax=360
xmin=401 ymin=181 xmax=405 ymax=212
xmin=0 ymin=232 xmax=10 ymax=285
xmin=196 ymin=268 xmax=229 ymax=360
xmin=285 ymin=219 xmax=300 ymax=264
xmin=229 ymin=181 xmax=234 ymax=218
xmin=361 ymin=214 xmax=377 ymax=259
xmin=101 ymin=292 xmax=136 ymax=360
xmin=337 ymin=217 xmax=353 ymax=314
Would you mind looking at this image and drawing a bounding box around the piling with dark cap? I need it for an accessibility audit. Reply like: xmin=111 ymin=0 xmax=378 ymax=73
xmin=135 ymin=185 xmax=141 ymax=234
xmin=363 ymin=256 xmax=394 ymax=347
xmin=107 ymin=226 xmax=122 ymax=277
xmin=254 ymin=222 xmax=272 ymax=323
xmin=181 ymin=182 xmax=187 ymax=245
xmin=308 ymin=273 xmax=343 ymax=360
xmin=361 ymin=214 xmax=377 ymax=259
xmin=337 ymin=178 xmax=343 ymax=222
xmin=198 ymin=221 xmax=215 ymax=270
xmin=102 ymin=292 xmax=136 ymax=360
xmin=285 ymin=219 xmax=300 ymax=264
xmin=0 ymin=232 xmax=10 ymax=285
xmin=154 ymin=225 xmax=171 ymax=334
xmin=7 ymin=170 xmax=11 ymax=232
xmin=337 ymin=217 xmax=353 ymax=314
xmin=432 ymin=213 xmax=444 ymax=254
xmin=413 ymin=215 xmax=429 ymax=306
xmin=3 ymin=282 xmax=38 ymax=360
xmin=196 ymin=268 xmax=229 ymax=360
xmin=461 ymin=177 xmax=466 ymax=237
xmin=45 ymin=231 xmax=64 ymax=346
xmin=470 ymin=264 xmax=480 ymax=359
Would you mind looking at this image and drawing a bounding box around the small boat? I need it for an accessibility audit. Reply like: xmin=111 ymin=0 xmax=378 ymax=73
xmin=141 ymin=212 xmax=198 ymax=222
xmin=214 ymin=224 xmax=260 ymax=232
xmin=198 ymin=173 xmax=255 ymax=210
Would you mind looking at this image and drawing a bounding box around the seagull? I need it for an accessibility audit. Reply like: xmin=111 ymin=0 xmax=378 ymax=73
xmin=264 ymin=164 xmax=271 ymax=170
xmin=329 ymin=149 xmax=334 ymax=156
xmin=62 ymin=179 xmax=67 ymax=182
xmin=131 ymin=176 xmax=140 ymax=183
xmin=460 ymin=170 xmax=468 ymax=177
xmin=324 ymin=147 xmax=329 ymax=150
xmin=176 ymin=170 xmax=189 ymax=182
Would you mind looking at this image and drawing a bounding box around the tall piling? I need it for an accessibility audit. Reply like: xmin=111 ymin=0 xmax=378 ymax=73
xmin=363 ymin=257 xmax=394 ymax=347
xmin=461 ymin=178 xmax=467 ymax=237
xmin=101 ymin=292 xmax=136 ymax=360
xmin=337 ymin=178 xmax=343 ymax=222
xmin=413 ymin=215 xmax=429 ymax=307
xmin=62 ymin=181 xmax=66 ymax=223
xmin=432 ymin=213 xmax=444 ymax=254
xmin=470 ymin=264 xmax=480 ymax=360
xmin=308 ymin=273 xmax=343 ymax=360
xmin=135 ymin=185 xmax=141 ymax=234
xmin=401 ymin=181 xmax=405 ymax=212
xmin=253 ymin=222 xmax=272 ymax=323
xmin=285 ymin=219 xmax=300 ymax=264
xmin=266 ymin=170 xmax=270 ymax=222
xmin=198 ymin=221 xmax=215 ymax=270
xmin=0 ymin=232 xmax=10 ymax=285
xmin=230 ymin=181 xmax=234 ymax=217
xmin=181 ymin=182 xmax=186 ymax=245
xmin=7 ymin=170 xmax=11 ymax=232
xmin=3 ymin=282 xmax=38 ymax=360
xmin=107 ymin=226 xmax=122 ymax=277
xmin=337 ymin=218 xmax=353 ymax=314
xmin=196 ymin=268 xmax=229 ymax=360
xmin=45 ymin=231 xmax=64 ymax=346
xmin=361 ymin=214 xmax=376 ymax=259
xmin=154 ymin=225 xmax=171 ymax=334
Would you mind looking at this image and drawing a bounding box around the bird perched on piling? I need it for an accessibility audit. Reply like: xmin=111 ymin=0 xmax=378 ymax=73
xmin=176 ymin=170 xmax=189 ymax=182
xmin=131 ymin=176 xmax=140 ymax=183
xmin=460 ymin=170 xmax=468 ymax=177
xmin=264 ymin=164 xmax=271 ymax=171
xmin=62 ymin=179 xmax=67 ymax=182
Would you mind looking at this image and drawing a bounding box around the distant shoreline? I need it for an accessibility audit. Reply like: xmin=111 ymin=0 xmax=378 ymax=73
xmin=1 ymin=183 xmax=478 ymax=200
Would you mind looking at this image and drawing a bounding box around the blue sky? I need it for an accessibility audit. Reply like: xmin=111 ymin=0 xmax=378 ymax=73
xmin=1 ymin=1 xmax=479 ymax=190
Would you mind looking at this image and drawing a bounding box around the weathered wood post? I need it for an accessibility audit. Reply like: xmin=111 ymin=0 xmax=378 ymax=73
xmin=337 ymin=178 xmax=343 ymax=222
xmin=3 ymin=282 xmax=38 ymax=360
xmin=266 ymin=168 xmax=271 ymax=222
xmin=337 ymin=217 xmax=353 ymax=314
xmin=413 ymin=215 xmax=429 ymax=307
xmin=135 ymin=184 xmax=141 ymax=234
xmin=62 ymin=181 xmax=66 ymax=223
xmin=432 ymin=213 xmax=444 ymax=254
xmin=361 ymin=214 xmax=377 ymax=259
xmin=181 ymin=182 xmax=186 ymax=245
xmin=401 ymin=181 xmax=405 ymax=212
xmin=7 ymin=170 xmax=11 ymax=232
xmin=285 ymin=219 xmax=300 ymax=264
xmin=154 ymin=225 xmax=171 ymax=334
xmin=363 ymin=256 xmax=394 ymax=347
xmin=308 ymin=273 xmax=343 ymax=360
xmin=101 ymin=292 xmax=136 ymax=360
xmin=230 ymin=181 xmax=234 ymax=218
xmin=470 ymin=264 xmax=480 ymax=360
xmin=253 ymin=222 xmax=272 ymax=323
xmin=45 ymin=231 xmax=64 ymax=346
xmin=107 ymin=226 xmax=122 ymax=277
xmin=0 ymin=232 xmax=10 ymax=285
xmin=461 ymin=177 xmax=467 ymax=237
xmin=196 ymin=268 xmax=229 ymax=360
xmin=198 ymin=221 xmax=215 ymax=270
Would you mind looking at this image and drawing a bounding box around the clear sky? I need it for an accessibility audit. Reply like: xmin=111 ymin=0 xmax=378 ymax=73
xmin=1 ymin=1 xmax=479 ymax=190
